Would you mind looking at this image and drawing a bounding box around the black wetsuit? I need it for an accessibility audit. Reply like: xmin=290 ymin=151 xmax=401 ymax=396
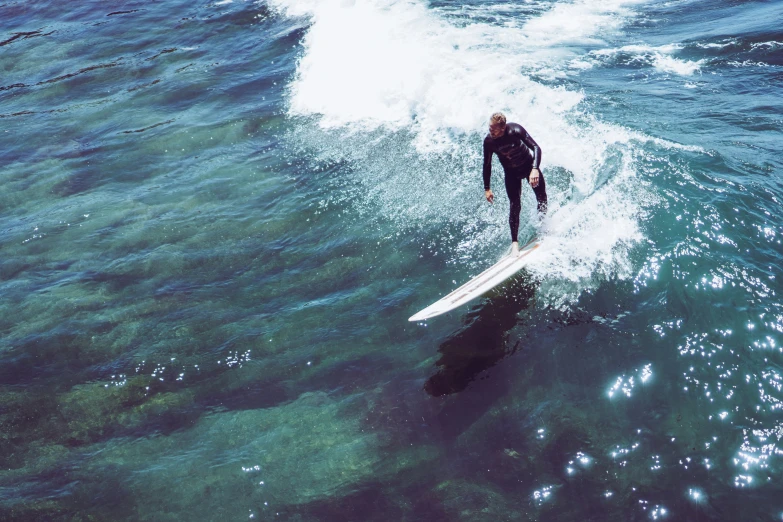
xmin=483 ymin=122 xmax=548 ymax=242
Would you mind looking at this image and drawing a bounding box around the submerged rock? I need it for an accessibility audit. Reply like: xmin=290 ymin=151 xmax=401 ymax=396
xmin=76 ymin=390 xmax=438 ymax=520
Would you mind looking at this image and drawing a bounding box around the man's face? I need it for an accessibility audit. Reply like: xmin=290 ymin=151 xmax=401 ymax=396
xmin=489 ymin=123 xmax=506 ymax=139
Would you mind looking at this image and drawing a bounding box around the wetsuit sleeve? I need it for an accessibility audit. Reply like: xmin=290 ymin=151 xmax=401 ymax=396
xmin=519 ymin=126 xmax=541 ymax=169
xmin=482 ymin=139 xmax=493 ymax=190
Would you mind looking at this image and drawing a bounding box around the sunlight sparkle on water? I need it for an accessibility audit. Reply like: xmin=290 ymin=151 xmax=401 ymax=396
xmin=687 ymin=488 xmax=705 ymax=502
xmin=532 ymin=485 xmax=554 ymax=505
xmin=608 ymin=364 xmax=652 ymax=398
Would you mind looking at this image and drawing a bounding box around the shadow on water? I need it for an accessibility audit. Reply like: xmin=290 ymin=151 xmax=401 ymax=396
xmin=422 ymin=272 xmax=539 ymax=442
xmin=424 ymin=274 xmax=537 ymax=398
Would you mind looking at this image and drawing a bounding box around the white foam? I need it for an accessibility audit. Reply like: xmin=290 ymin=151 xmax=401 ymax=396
xmin=568 ymin=59 xmax=595 ymax=71
xmin=652 ymin=54 xmax=703 ymax=76
xmin=591 ymin=43 xmax=683 ymax=57
xmin=751 ymin=40 xmax=783 ymax=50
xmin=520 ymin=0 xmax=644 ymax=46
xmin=270 ymin=0 xmax=669 ymax=303
xmin=591 ymin=43 xmax=703 ymax=76
xmin=694 ymin=39 xmax=737 ymax=49
xmin=270 ymin=0 xmax=578 ymax=149
xmin=529 ymin=163 xmax=649 ymax=305
xmin=268 ymin=0 xmax=651 ymax=149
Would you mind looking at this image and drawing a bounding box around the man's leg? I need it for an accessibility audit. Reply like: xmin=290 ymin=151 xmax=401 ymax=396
xmin=503 ymin=172 xmax=523 ymax=243
xmin=532 ymin=170 xmax=548 ymax=214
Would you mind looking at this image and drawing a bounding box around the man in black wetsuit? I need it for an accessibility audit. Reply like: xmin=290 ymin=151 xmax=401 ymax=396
xmin=482 ymin=112 xmax=547 ymax=256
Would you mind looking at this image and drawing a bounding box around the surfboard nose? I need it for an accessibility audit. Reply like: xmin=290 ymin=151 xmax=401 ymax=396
xmin=407 ymin=239 xmax=540 ymax=322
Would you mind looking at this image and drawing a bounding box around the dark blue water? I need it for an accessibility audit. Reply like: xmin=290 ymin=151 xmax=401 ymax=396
xmin=1 ymin=0 xmax=782 ymax=520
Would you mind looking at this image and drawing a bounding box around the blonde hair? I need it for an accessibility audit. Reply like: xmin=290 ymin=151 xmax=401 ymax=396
xmin=489 ymin=112 xmax=506 ymax=127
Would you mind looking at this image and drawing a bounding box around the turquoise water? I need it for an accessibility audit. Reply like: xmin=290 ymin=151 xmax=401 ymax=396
xmin=1 ymin=0 xmax=782 ymax=520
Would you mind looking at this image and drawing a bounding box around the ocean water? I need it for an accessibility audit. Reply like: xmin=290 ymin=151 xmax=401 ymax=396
xmin=1 ymin=0 xmax=781 ymax=519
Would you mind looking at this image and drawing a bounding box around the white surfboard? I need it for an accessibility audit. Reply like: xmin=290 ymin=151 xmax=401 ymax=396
xmin=408 ymin=237 xmax=540 ymax=322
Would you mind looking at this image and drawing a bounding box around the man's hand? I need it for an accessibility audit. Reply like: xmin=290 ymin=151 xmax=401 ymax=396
xmin=529 ymin=168 xmax=540 ymax=188
xmin=485 ymin=189 xmax=494 ymax=203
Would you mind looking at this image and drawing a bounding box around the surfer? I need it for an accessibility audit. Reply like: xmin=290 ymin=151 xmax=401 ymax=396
xmin=482 ymin=112 xmax=547 ymax=255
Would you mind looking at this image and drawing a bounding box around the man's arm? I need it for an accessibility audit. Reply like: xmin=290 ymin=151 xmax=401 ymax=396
xmin=482 ymin=139 xmax=493 ymax=190
xmin=519 ymin=126 xmax=541 ymax=168
xmin=518 ymin=125 xmax=542 ymax=187
xmin=482 ymin=139 xmax=495 ymax=203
